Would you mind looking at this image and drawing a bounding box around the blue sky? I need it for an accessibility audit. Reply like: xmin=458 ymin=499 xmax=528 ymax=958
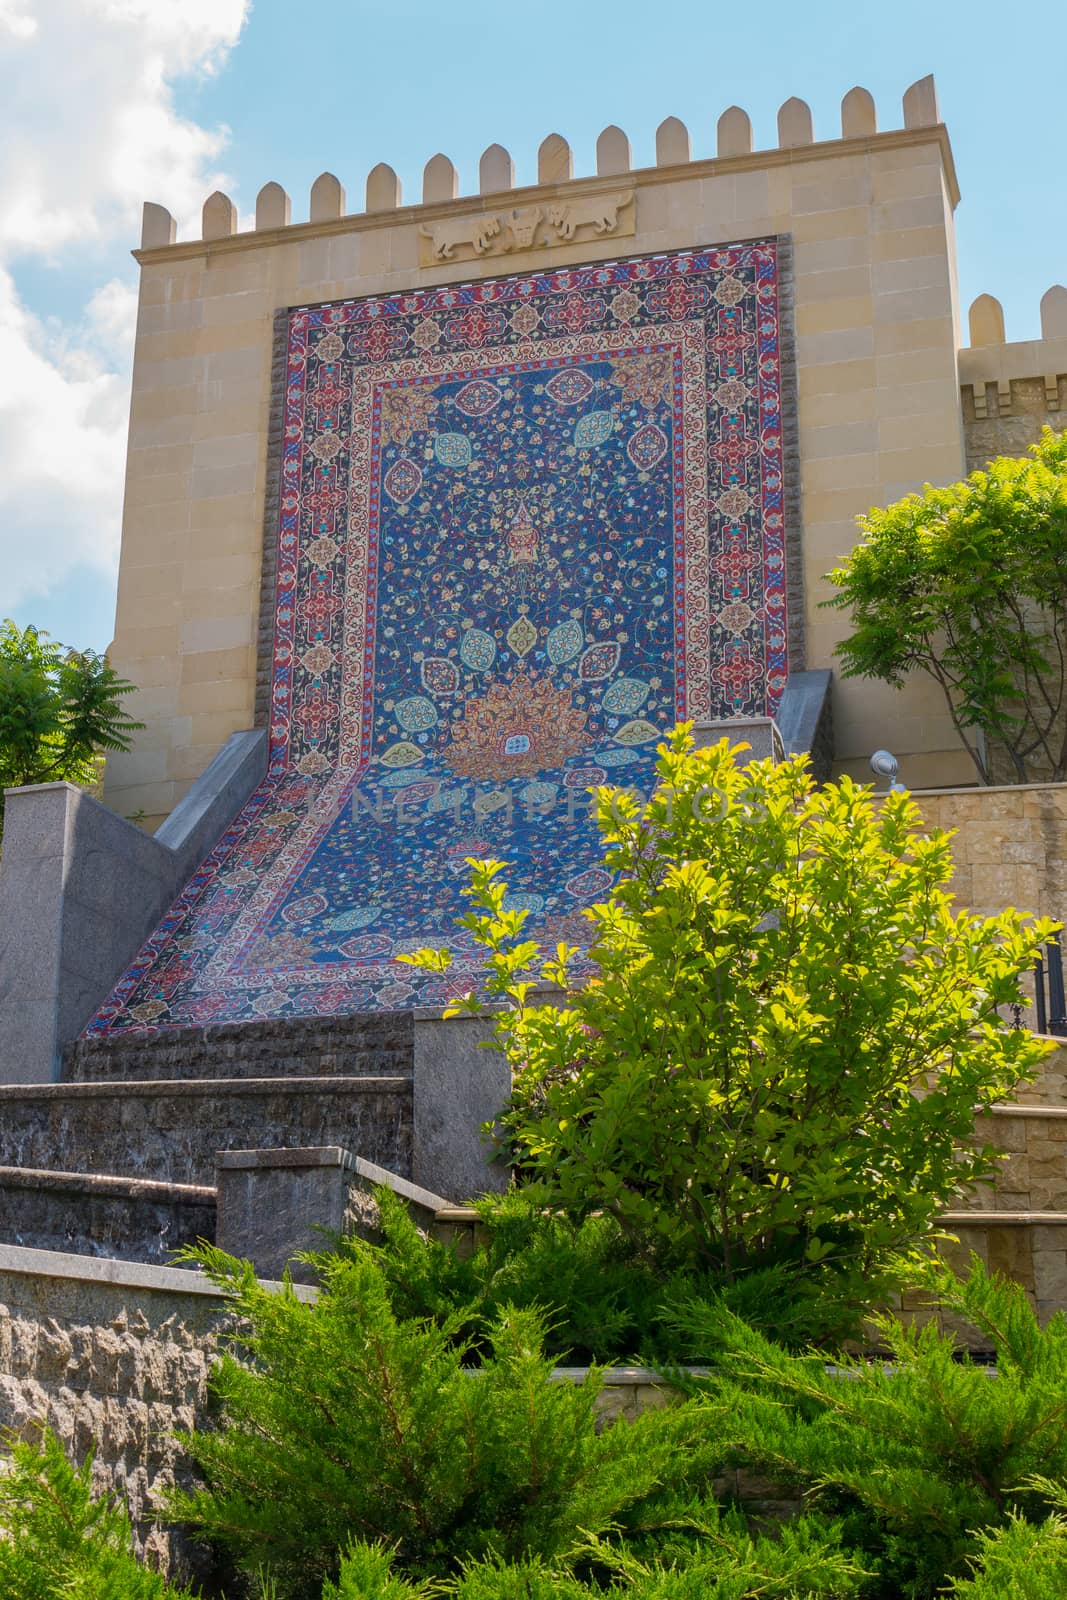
xmin=1 ymin=0 xmax=1065 ymax=657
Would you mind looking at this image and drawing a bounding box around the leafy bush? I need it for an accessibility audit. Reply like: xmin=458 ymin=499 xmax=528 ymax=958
xmin=0 ymin=619 xmax=141 ymax=840
xmin=671 ymin=1258 xmax=1067 ymax=1598
xmin=0 ymin=1427 xmax=190 ymax=1599
xmin=826 ymin=425 xmax=1067 ymax=784
xmin=407 ymin=731 xmax=1051 ymax=1311
xmin=170 ymin=1240 xmax=716 ymax=1597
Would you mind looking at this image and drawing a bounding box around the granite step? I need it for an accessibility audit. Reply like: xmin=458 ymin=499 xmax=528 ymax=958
xmin=0 ymin=1164 xmax=215 ymax=1268
xmin=0 ymin=1075 xmax=412 ymax=1188
xmin=64 ymin=1012 xmax=414 ymax=1084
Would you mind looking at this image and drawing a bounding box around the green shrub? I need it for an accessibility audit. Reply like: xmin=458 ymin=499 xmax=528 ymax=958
xmin=946 ymin=1489 xmax=1067 ymax=1598
xmin=171 ymin=1241 xmax=715 ymax=1597
xmin=671 ymin=1258 xmax=1067 ymax=1598
xmin=325 ymin=1524 xmax=868 ymax=1599
xmin=406 ymin=730 xmax=1051 ymax=1315
xmin=0 ymin=1427 xmax=190 ymax=1599
xmin=372 ymin=1184 xmax=892 ymax=1360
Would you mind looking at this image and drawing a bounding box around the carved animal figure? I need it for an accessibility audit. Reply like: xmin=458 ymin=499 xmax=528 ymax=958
xmin=507 ymin=206 xmax=544 ymax=250
xmin=420 ymin=214 xmax=502 ymax=260
xmin=548 ymin=191 xmax=633 ymax=242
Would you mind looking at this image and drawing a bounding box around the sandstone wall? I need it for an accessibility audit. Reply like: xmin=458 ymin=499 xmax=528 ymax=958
xmin=106 ymin=82 xmax=974 ymax=828
xmin=912 ymin=781 xmax=1067 ymax=934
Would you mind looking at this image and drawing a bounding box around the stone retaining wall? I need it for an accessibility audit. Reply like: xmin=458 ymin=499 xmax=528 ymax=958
xmin=0 ymin=1077 xmax=413 ymax=1185
xmin=0 ymin=1245 xmax=259 ymax=1573
xmin=65 ymin=1012 xmax=414 ymax=1084
xmin=912 ymin=782 xmax=1067 ymax=936
xmin=0 ymin=1168 xmax=215 ymax=1267
xmin=970 ymin=1105 xmax=1067 ymax=1212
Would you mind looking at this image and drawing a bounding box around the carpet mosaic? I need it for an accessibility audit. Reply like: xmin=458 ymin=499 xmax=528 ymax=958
xmin=87 ymin=240 xmax=789 ymax=1031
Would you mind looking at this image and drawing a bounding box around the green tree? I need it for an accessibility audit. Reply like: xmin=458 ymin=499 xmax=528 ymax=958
xmin=405 ymin=731 xmax=1052 ymax=1302
xmin=0 ymin=620 xmax=142 ymax=838
xmin=825 ymin=426 xmax=1067 ymax=784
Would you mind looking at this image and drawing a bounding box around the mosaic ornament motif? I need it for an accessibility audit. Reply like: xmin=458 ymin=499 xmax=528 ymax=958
xmin=394 ymin=696 xmax=438 ymax=733
xmin=503 ymin=892 xmax=545 ymax=913
xmin=87 ymin=240 xmax=790 ymax=1033
xmin=545 ymin=368 xmax=595 ymax=407
xmin=547 ymin=619 xmax=583 ymax=664
xmin=602 ymin=678 xmax=650 ymax=715
xmin=380 ymin=741 xmax=424 ymax=768
xmin=579 ymin=642 xmax=622 ymax=682
xmin=434 ymin=432 xmax=472 ymax=467
xmin=506 ymin=616 xmax=538 ymax=658
xmin=573 ymin=410 xmax=615 ymax=449
xmin=421 ymin=657 xmax=459 ymax=694
xmin=627 ymin=422 xmax=668 ymax=471
xmin=594 ymin=746 xmax=640 ymax=767
xmin=459 ymin=628 xmax=496 ymax=672
xmin=566 ymin=867 xmax=613 ymax=901
xmin=454 ymin=379 xmax=502 ymax=417
xmin=383 ymin=457 xmax=422 ymax=505
xmin=614 ymin=719 xmax=660 ymax=745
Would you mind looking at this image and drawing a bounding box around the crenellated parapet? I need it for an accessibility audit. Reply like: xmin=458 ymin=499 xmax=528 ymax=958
xmin=961 ymin=288 xmax=1067 ymax=422
xmin=138 ymin=75 xmax=949 ymax=254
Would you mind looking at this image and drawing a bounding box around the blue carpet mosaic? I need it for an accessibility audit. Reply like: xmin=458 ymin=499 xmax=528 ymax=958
xmin=88 ymin=241 xmax=790 ymax=1031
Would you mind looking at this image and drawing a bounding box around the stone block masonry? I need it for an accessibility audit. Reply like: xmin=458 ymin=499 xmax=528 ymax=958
xmin=0 ymin=1076 xmax=412 ymax=1186
xmin=911 ymin=782 xmax=1067 ymax=943
xmin=0 ymin=1244 xmax=299 ymax=1573
xmin=65 ymin=1010 xmax=414 ymax=1083
xmin=0 ymin=1168 xmax=215 ymax=1267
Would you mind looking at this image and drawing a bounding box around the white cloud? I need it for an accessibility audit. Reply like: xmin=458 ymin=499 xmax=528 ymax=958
xmin=0 ymin=0 xmax=249 ymax=616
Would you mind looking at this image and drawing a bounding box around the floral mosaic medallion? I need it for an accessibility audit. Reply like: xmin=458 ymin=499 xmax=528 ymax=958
xmin=87 ymin=241 xmax=790 ymax=1032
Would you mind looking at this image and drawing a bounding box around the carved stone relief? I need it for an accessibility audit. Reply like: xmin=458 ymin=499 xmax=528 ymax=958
xmin=417 ymin=190 xmax=634 ymax=266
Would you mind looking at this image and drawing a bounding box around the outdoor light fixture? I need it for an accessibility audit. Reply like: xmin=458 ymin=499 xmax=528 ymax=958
xmin=869 ymin=749 xmax=906 ymax=792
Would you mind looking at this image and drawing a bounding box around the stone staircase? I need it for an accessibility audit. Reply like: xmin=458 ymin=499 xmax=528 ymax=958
xmin=0 ymin=1016 xmax=415 ymax=1264
xmin=934 ymin=1042 xmax=1067 ymax=1327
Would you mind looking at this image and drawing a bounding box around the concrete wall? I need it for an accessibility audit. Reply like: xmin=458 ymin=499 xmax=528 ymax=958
xmin=106 ymin=80 xmax=976 ymax=828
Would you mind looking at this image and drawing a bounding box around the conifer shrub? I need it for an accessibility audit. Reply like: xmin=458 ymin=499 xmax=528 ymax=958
xmin=371 ymin=1183 xmax=883 ymax=1360
xmin=323 ymin=1524 xmax=868 ymax=1599
xmin=169 ymin=1240 xmax=719 ymax=1598
xmin=670 ymin=1258 xmax=1067 ymax=1598
xmin=947 ymin=1495 xmax=1067 ymax=1598
xmin=405 ymin=730 xmax=1053 ymax=1319
xmin=0 ymin=1428 xmax=190 ymax=1599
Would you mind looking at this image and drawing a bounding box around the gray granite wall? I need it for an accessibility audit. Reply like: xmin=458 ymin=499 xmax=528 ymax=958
xmin=0 ymin=1077 xmax=413 ymax=1186
xmin=0 ymin=730 xmax=267 ymax=1084
xmin=0 ymin=1167 xmax=215 ymax=1266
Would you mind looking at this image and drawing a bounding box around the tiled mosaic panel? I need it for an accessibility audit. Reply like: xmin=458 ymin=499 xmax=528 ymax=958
xmin=88 ymin=241 xmax=789 ymax=1031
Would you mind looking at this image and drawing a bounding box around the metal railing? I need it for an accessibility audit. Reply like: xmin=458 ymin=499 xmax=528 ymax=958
xmin=1011 ymin=938 xmax=1067 ymax=1036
